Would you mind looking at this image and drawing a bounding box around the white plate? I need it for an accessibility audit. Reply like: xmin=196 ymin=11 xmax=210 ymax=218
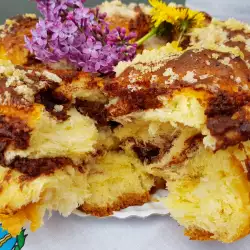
xmin=74 ymin=189 xmax=169 ymax=219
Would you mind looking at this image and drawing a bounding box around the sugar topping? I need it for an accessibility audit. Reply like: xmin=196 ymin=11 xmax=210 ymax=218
xmin=190 ymin=20 xmax=229 ymax=47
xmin=53 ymin=105 xmax=64 ymax=112
xmin=190 ymin=18 xmax=249 ymax=61
xmin=42 ymin=70 xmax=62 ymax=83
xmin=212 ymin=53 xmax=219 ymax=59
xmin=115 ymin=43 xmax=182 ymax=76
xmin=0 ymin=19 xmax=17 ymax=38
xmin=0 ymin=61 xmax=63 ymax=105
xmin=150 ymin=75 xmax=158 ymax=84
xmin=231 ymin=34 xmax=246 ymax=43
xmin=0 ymin=91 xmax=12 ymax=106
xmin=205 ymin=60 xmax=211 ymax=66
xmin=246 ymin=39 xmax=250 ymax=52
xmin=23 ymin=13 xmax=37 ymax=19
xmin=14 ymin=85 xmax=35 ymax=103
xmin=182 ymin=71 xmax=197 ymax=84
xmin=223 ymin=18 xmax=250 ymax=33
xmin=99 ymin=0 xmax=137 ymax=18
xmin=128 ymin=71 xmax=143 ymax=83
xmin=235 ymin=77 xmax=242 ymax=84
xmin=127 ymin=85 xmax=143 ymax=92
xmin=241 ymin=85 xmax=249 ymax=91
xmin=199 ymin=74 xmax=210 ymax=80
xmin=99 ymin=0 xmax=152 ymax=18
xmin=163 ymin=68 xmax=179 ymax=84
xmin=219 ymin=57 xmax=232 ymax=67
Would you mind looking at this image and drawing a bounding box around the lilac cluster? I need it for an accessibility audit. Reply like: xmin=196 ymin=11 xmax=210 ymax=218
xmin=25 ymin=0 xmax=137 ymax=74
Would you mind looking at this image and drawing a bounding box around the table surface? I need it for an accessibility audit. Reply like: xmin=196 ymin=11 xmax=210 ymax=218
xmin=24 ymin=213 xmax=250 ymax=250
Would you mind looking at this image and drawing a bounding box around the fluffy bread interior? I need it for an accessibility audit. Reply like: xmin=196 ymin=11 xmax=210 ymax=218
xmin=0 ymin=165 xmax=89 ymax=236
xmin=81 ymin=151 xmax=155 ymax=216
xmin=164 ymin=142 xmax=250 ymax=243
xmin=5 ymin=108 xmax=99 ymax=163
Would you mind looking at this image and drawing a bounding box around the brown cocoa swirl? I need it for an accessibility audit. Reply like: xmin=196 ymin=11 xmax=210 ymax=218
xmin=75 ymin=98 xmax=108 ymax=126
xmin=0 ymin=115 xmax=31 ymax=153
xmin=0 ymin=114 xmax=79 ymax=177
xmin=105 ymin=49 xmax=250 ymax=150
xmin=206 ymin=92 xmax=250 ymax=149
xmin=9 ymin=157 xmax=73 ymax=177
xmin=123 ymin=134 xmax=179 ymax=164
xmin=0 ymin=78 xmax=32 ymax=109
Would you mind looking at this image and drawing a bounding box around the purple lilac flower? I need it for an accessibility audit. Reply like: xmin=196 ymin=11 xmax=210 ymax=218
xmin=25 ymin=0 xmax=137 ymax=74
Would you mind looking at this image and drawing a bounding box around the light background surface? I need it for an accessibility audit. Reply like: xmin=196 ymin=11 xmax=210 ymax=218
xmin=1 ymin=0 xmax=250 ymax=249
xmin=0 ymin=0 xmax=185 ymax=23
xmin=25 ymin=213 xmax=250 ymax=250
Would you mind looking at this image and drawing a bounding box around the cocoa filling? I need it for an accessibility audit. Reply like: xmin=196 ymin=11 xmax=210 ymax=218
xmin=0 ymin=115 xmax=30 ymax=153
xmin=75 ymin=98 xmax=108 ymax=126
xmin=24 ymin=55 xmax=42 ymax=67
xmin=0 ymin=115 xmax=73 ymax=177
xmin=206 ymin=91 xmax=250 ymax=149
xmin=35 ymin=88 xmax=70 ymax=121
xmin=130 ymin=136 xmax=176 ymax=164
xmin=129 ymin=6 xmax=152 ymax=40
xmin=75 ymin=98 xmax=120 ymax=129
xmin=168 ymin=134 xmax=203 ymax=166
xmin=0 ymin=78 xmax=31 ymax=108
xmin=9 ymin=157 xmax=73 ymax=177
xmin=133 ymin=142 xmax=161 ymax=164
xmin=105 ymin=87 xmax=167 ymax=117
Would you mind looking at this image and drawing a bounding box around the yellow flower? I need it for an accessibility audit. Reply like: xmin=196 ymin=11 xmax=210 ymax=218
xmin=149 ymin=0 xmax=205 ymax=30
xmin=170 ymin=41 xmax=183 ymax=52
xmin=136 ymin=0 xmax=206 ymax=47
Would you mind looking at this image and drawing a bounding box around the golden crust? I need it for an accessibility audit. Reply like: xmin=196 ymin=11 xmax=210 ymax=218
xmin=185 ymin=223 xmax=250 ymax=242
xmin=0 ymin=15 xmax=38 ymax=66
xmin=184 ymin=228 xmax=214 ymax=241
xmin=107 ymin=47 xmax=250 ymax=150
xmin=106 ymin=7 xmax=151 ymax=41
xmin=80 ymin=192 xmax=150 ymax=217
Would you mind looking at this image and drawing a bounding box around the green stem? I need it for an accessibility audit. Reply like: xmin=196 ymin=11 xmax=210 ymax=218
xmin=177 ymin=28 xmax=186 ymax=46
xmin=136 ymin=27 xmax=158 ymax=46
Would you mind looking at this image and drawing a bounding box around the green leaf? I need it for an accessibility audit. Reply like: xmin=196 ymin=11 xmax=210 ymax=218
xmin=17 ymin=229 xmax=26 ymax=248
xmin=14 ymin=246 xmax=20 ymax=250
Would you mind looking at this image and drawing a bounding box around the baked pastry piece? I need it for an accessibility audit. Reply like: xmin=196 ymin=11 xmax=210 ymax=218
xmin=2 ymin=39 xmax=250 ymax=243
xmin=0 ymin=59 xmax=158 ymax=236
xmin=0 ymin=14 xmax=38 ymax=66
xmin=1 ymin=1 xmax=250 ymax=244
xmin=107 ymin=43 xmax=250 ymax=243
xmin=189 ymin=18 xmax=250 ymax=63
xmin=99 ymin=0 xmax=152 ymax=39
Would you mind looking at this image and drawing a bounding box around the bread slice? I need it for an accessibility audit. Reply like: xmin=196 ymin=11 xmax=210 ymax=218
xmin=105 ymin=43 xmax=250 ymax=242
xmin=0 ymin=58 xmax=158 ymax=235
